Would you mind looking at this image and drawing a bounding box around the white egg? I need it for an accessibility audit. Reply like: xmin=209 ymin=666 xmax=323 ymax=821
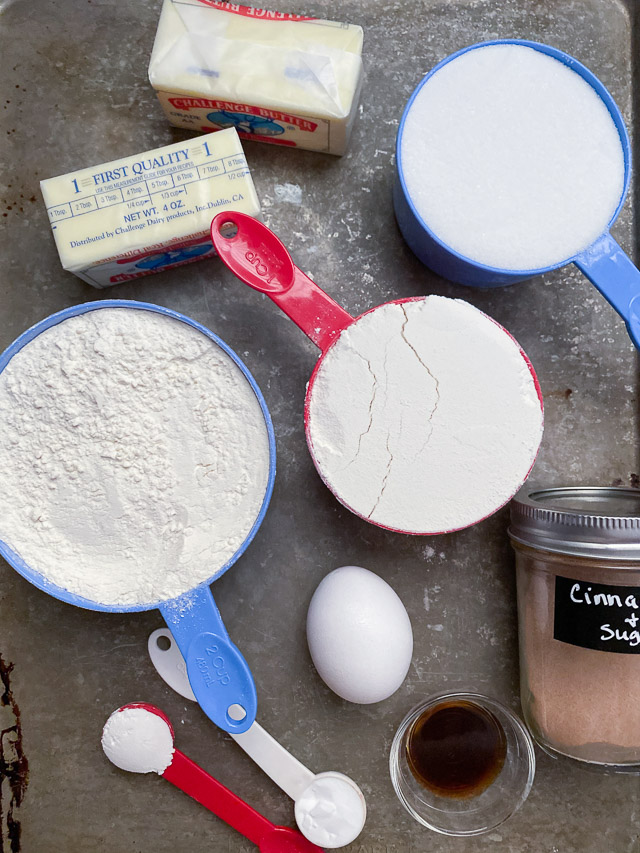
xmin=306 ymin=565 xmax=413 ymax=704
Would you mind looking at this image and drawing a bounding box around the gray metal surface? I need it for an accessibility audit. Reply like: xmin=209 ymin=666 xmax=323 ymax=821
xmin=1 ymin=1 xmax=639 ymax=851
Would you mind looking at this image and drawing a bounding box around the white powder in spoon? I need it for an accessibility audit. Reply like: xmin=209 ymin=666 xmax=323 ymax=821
xmin=295 ymin=773 xmax=367 ymax=848
xmin=306 ymin=297 xmax=543 ymax=534
xmin=0 ymin=308 xmax=270 ymax=606
xmin=400 ymin=43 xmax=625 ymax=270
xmin=102 ymin=706 xmax=174 ymax=774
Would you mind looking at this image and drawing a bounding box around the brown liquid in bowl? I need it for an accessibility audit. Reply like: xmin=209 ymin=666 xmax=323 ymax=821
xmin=406 ymin=700 xmax=507 ymax=799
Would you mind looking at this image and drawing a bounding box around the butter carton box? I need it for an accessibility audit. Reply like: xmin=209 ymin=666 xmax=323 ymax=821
xmin=40 ymin=128 xmax=260 ymax=287
xmin=148 ymin=0 xmax=364 ymax=156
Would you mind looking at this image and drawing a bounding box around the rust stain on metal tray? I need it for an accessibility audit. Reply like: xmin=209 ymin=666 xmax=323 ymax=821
xmin=0 ymin=656 xmax=28 ymax=853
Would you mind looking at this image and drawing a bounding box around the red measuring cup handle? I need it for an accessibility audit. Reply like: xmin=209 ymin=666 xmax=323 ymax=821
xmin=164 ymin=750 xmax=274 ymax=846
xmin=211 ymin=211 xmax=354 ymax=351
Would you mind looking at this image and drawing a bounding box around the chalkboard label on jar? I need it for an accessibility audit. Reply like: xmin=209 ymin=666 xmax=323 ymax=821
xmin=554 ymin=575 xmax=640 ymax=654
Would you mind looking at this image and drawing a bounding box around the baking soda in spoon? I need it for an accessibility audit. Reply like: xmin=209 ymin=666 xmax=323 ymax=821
xmin=307 ymin=297 xmax=543 ymax=533
xmin=102 ymin=706 xmax=175 ymax=773
xmin=400 ymin=43 xmax=625 ymax=270
xmin=0 ymin=308 xmax=270 ymax=605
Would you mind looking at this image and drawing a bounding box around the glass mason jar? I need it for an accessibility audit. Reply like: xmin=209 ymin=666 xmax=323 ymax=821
xmin=509 ymin=486 xmax=640 ymax=771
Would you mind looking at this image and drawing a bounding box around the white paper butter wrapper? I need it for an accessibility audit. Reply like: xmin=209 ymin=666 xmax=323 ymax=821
xmin=40 ymin=128 xmax=260 ymax=288
xmin=148 ymin=0 xmax=364 ymax=156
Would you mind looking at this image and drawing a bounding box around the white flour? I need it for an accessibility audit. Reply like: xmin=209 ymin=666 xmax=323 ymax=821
xmin=306 ymin=297 xmax=543 ymax=534
xmin=400 ymin=44 xmax=625 ymax=270
xmin=102 ymin=706 xmax=174 ymax=774
xmin=0 ymin=308 xmax=270 ymax=606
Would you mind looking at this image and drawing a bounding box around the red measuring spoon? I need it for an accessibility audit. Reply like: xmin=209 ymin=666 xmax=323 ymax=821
xmin=210 ymin=212 xmax=543 ymax=536
xmin=211 ymin=214 xmax=353 ymax=350
xmin=104 ymin=704 xmax=324 ymax=853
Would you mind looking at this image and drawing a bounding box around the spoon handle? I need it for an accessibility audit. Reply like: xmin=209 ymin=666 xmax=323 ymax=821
xmin=232 ymin=721 xmax=315 ymax=802
xmin=211 ymin=211 xmax=354 ymax=351
xmin=163 ymin=748 xmax=274 ymax=847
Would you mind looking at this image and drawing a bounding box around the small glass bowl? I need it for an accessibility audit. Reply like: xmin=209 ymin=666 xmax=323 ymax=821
xmin=389 ymin=691 xmax=535 ymax=836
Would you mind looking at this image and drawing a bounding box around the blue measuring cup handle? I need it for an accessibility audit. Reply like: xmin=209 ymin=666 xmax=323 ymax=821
xmin=159 ymin=585 xmax=257 ymax=734
xmin=575 ymin=233 xmax=640 ymax=351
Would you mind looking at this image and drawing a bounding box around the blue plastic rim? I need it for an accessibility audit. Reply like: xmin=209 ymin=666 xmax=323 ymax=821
xmin=394 ymin=39 xmax=632 ymax=287
xmin=0 ymin=299 xmax=277 ymax=614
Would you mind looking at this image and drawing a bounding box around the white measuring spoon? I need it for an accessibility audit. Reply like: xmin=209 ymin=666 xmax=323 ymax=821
xmin=148 ymin=628 xmax=367 ymax=849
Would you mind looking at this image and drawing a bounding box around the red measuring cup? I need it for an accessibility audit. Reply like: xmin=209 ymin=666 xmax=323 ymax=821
xmin=210 ymin=212 xmax=543 ymax=536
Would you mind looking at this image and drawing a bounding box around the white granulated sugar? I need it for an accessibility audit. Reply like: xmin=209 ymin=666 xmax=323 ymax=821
xmin=295 ymin=774 xmax=366 ymax=848
xmin=400 ymin=44 xmax=625 ymax=270
xmin=306 ymin=297 xmax=543 ymax=534
xmin=0 ymin=308 xmax=270 ymax=606
xmin=102 ymin=707 xmax=174 ymax=774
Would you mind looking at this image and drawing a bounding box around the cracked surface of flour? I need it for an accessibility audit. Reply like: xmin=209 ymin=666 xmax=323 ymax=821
xmin=306 ymin=296 xmax=543 ymax=533
xmin=0 ymin=308 xmax=271 ymax=606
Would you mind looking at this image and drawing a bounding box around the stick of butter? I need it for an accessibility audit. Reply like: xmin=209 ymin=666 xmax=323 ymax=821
xmin=40 ymin=128 xmax=260 ymax=287
xmin=148 ymin=0 xmax=364 ymax=156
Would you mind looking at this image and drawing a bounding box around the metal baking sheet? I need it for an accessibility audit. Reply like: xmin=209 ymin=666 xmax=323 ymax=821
xmin=1 ymin=0 xmax=639 ymax=850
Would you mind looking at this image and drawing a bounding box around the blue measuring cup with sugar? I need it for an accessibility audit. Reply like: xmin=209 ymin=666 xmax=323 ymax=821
xmin=0 ymin=299 xmax=276 ymax=734
xmin=394 ymin=39 xmax=640 ymax=351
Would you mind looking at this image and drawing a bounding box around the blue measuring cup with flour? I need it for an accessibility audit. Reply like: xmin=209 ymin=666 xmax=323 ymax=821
xmin=394 ymin=39 xmax=640 ymax=350
xmin=0 ymin=300 xmax=276 ymax=734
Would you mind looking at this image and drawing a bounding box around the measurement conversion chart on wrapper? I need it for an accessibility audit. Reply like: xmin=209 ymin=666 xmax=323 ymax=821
xmin=40 ymin=128 xmax=261 ymax=287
